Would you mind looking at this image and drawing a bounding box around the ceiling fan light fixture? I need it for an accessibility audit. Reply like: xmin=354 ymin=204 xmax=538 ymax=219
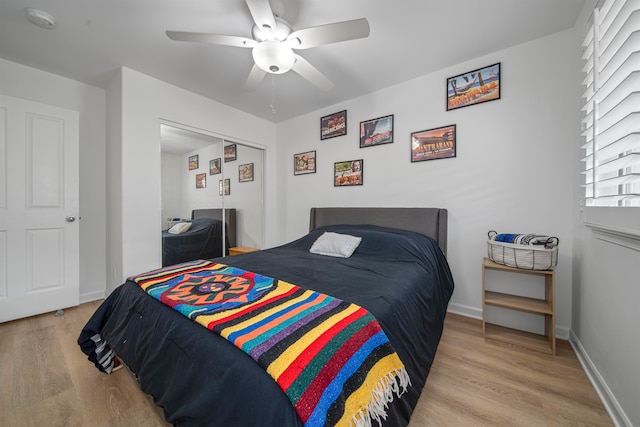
xmin=252 ymin=41 xmax=295 ymax=74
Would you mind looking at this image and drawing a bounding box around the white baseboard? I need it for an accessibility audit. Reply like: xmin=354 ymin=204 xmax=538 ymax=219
xmin=569 ymin=331 xmax=632 ymax=427
xmin=447 ymin=302 xmax=482 ymax=319
xmin=79 ymin=290 xmax=105 ymax=304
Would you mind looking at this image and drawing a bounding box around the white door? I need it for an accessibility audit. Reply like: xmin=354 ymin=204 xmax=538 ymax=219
xmin=0 ymin=95 xmax=79 ymax=322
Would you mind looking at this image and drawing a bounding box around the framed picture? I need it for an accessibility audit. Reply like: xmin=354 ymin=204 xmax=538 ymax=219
xmin=411 ymin=124 xmax=457 ymax=162
xmin=320 ymin=110 xmax=347 ymax=140
xmin=188 ymin=154 xmax=199 ymax=170
xmin=359 ymin=115 xmax=393 ymax=148
xmin=239 ymin=163 xmax=254 ymax=182
xmin=447 ymin=63 xmax=500 ymax=111
xmin=294 ymin=150 xmax=316 ymax=175
xmin=195 ymin=173 xmax=206 ymax=188
xmin=224 ymin=144 xmax=237 ymax=162
xmin=209 ymin=158 xmax=221 ymax=175
xmin=218 ymin=178 xmax=230 ymax=196
xmin=334 ymin=159 xmax=363 ymax=187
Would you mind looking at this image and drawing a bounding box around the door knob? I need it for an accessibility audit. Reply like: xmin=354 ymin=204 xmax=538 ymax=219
xmin=66 ymin=216 xmax=76 ymax=222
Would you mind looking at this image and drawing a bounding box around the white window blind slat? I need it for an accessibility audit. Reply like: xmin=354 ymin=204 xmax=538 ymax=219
xmin=599 ymin=0 xmax=638 ymax=50
xmin=597 ymin=70 xmax=640 ymax=118
xmin=597 ymin=111 xmax=640 ymax=149
xmin=595 ymin=133 xmax=640 ymax=162
xmin=583 ymin=25 xmax=594 ymax=47
xmin=582 ymin=0 xmax=640 ymax=206
xmin=599 ymin=39 xmax=640 ymax=91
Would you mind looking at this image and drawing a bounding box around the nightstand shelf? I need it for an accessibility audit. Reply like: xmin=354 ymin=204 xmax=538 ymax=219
xmin=229 ymin=246 xmax=260 ymax=256
xmin=482 ymin=258 xmax=556 ymax=355
xmin=484 ymin=291 xmax=553 ymax=315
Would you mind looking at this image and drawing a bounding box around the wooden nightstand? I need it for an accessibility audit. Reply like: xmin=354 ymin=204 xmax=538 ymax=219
xmin=482 ymin=257 xmax=556 ymax=355
xmin=229 ymin=246 xmax=260 ymax=256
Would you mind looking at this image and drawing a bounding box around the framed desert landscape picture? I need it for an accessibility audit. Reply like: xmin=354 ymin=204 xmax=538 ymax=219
xmin=411 ymin=124 xmax=456 ymax=162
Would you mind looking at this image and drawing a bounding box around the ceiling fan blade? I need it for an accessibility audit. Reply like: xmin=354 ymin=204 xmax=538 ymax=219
xmin=166 ymin=31 xmax=256 ymax=48
xmin=291 ymin=54 xmax=333 ymax=91
xmin=245 ymin=64 xmax=267 ymax=91
xmin=246 ymin=0 xmax=277 ymax=39
xmin=286 ymin=18 xmax=370 ymax=50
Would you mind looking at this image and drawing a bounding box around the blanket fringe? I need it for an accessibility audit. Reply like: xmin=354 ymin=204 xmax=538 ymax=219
xmin=351 ymin=368 xmax=412 ymax=427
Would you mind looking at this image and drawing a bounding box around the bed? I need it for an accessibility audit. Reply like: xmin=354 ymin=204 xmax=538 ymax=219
xmin=79 ymin=207 xmax=454 ymax=426
xmin=162 ymin=208 xmax=237 ymax=266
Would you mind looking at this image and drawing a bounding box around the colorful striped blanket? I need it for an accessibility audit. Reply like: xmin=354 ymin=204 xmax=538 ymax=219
xmin=130 ymin=260 xmax=410 ymax=427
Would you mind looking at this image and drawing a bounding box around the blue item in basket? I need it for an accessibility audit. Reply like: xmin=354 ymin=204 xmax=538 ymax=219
xmin=488 ymin=231 xmax=558 ymax=249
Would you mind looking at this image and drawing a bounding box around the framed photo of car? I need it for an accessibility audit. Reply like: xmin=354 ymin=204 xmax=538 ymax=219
xmin=359 ymin=115 xmax=393 ymax=148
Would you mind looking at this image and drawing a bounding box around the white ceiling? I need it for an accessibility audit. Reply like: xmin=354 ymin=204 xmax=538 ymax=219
xmin=0 ymin=0 xmax=586 ymax=123
xmin=160 ymin=124 xmax=223 ymax=155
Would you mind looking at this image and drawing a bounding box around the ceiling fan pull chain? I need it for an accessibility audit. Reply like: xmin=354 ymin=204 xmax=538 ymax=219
xmin=270 ymin=75 xmax=277 ymax=114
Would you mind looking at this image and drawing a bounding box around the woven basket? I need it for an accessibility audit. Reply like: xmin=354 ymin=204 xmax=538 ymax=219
xmin=487 ymin=231 xmax=559 ymax=271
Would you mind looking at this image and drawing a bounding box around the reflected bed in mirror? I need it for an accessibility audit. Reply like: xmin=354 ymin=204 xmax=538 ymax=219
xmin=161 ymin=208 xmax=237 ymax=266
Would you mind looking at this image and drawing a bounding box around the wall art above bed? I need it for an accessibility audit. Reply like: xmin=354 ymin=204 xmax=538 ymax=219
xmin=195 ymin=173 xmax=206 ymax=188
xmin=334 ymin=159 xmax=363 ymax=186
xmin=411 ymin=124 xmax=457 ymax=162
xmin=188 ymin=154 xmax=199 ymax=170
xmin=360 ymin=114 xmax=393 ymax=148
xmin=320 ymin=110 xmax=347 ymax=140
xmin=224 ymin=144 xmax=237 ymax=162
xmin=218 ymin=178 xmax=230 ymax=196
xmin=294 ymin=150 xmax=316 ymax=176
xmin=209 ymin=158 xmax=221 ymax=175
xmin=239 ymin=163 xmax=254 ymax=182
xmin=447 ymin=63 xmax=500 ymax=111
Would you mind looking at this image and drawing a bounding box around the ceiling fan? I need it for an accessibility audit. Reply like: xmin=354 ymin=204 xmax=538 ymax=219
xmin=166 ymin=0 xmax=370 ymax=92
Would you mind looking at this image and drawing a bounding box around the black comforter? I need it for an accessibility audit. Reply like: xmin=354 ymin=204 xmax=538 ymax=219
xmin=162 ymin=218 xmax=228 ymax=266
xmin=79 ymin=224 xmax=454 ymax=426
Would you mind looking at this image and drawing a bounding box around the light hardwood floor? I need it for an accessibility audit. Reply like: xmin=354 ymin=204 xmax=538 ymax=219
xmin=1 ymin=302 xmax=612 ymax=426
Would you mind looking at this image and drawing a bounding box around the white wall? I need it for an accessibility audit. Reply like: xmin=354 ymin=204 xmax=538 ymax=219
xmin=160 ymin=152 xmax=183 ymax=224
xmin=0 ymin=58 xmax=107 ymax=303
xmin=569 ymin=2 xmax=639 ymax=426
xmin=110 ymin=67 xmax=276 ymax=288
xmin=276 ymin=30 xmax=576 ymax=338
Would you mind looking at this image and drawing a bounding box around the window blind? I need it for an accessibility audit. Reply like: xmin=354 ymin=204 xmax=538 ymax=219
xmin=581 ymin=0 xmax=640 ymax=207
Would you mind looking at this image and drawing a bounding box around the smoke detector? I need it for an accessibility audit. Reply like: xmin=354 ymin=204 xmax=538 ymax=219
xmin=26 ymin=8 xmax=56 ymax=30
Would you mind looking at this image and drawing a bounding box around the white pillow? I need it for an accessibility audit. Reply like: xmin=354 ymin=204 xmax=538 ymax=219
xmin=168 ymin=222 xmax=192 ymax=234
xmin=310 ymin=232 xmax=362 ymax=258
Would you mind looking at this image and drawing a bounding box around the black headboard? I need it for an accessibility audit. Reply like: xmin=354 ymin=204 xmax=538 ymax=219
xmin=309 ymin=207 xmax=448 ymax=255
xmin=192 ymin=208 xmax=237 ymax=248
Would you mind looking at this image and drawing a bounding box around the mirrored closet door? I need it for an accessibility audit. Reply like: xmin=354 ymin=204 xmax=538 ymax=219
xmin=159 ymin=123 xmax=264 ymax=266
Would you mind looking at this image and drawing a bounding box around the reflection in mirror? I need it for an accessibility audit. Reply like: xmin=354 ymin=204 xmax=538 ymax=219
xmin=221 ymin=140 xmax=264 ymax=250
xmin=159 ymin=123 xmax=264 ymax=267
